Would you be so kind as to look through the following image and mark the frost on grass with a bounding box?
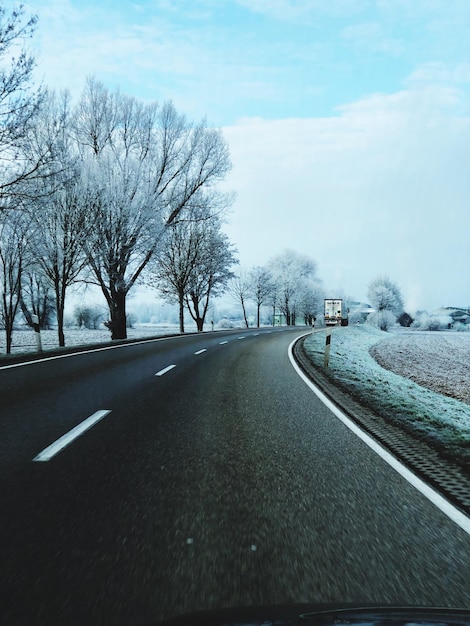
[371,331,470,405]
[303,325,470,464]
[0,326,181,355]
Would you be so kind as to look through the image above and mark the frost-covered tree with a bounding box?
[26,91,88,346]
[0,5,57,206]
[269,250,318,325]
[75,78,232,340]
[248,265,274,328]
[297,279,324,325]
[0,209,29,352]
[19,267,55,329]
[228,271,251,328]
[151,209,208,333]
[185,219,237,331]
[367,275,404,315]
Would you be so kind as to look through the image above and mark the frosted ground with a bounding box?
[303,325,470,467]
[0,324,181,355]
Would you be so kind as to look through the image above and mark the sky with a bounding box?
[25,0,470,311]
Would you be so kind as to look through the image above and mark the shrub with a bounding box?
[412,313,452,331]
[218,318,235,329]
[366,310,396,331]
[74,306,105,329]
[398,312,413,327]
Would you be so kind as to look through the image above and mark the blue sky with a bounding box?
[27,0,470,310]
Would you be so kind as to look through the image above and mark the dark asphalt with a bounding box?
[1,327,470,625]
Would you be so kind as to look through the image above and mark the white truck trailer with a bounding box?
[324,298,349,326]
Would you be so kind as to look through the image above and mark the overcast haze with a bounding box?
[28,0,470,312]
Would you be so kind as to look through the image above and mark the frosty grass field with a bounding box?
[303,325,470,467]
[0,325,181,355]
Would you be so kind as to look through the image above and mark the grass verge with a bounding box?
[303,325,470,469]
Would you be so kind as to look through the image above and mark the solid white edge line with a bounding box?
[0,334,193,371]
[155,364,176,376]
[194,349,207,355]
[33,410,111,462]
[288,334,470,537]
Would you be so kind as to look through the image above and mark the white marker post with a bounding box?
[324,330,331,368]
[31,314,42,353]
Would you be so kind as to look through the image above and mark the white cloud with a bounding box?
[341,21,404,56]
[234,0,368,22]
[222,81,470,310]
[406,62,470,86]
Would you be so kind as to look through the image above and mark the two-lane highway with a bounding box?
[1,327,470,625]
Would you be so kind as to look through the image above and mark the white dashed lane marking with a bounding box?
[33,410,111,462]
[155,364,177,376]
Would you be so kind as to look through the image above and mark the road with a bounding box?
[1,327,470,625]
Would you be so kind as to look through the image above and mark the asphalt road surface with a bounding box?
[1,327,470,625]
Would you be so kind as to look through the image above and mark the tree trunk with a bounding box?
[57,306,65,347]
[3,294,13,354]
[241,297,249,328]
[55,283,66,347]
[257,304,260,328]
[5,324,12,354]
[108,291,127,340]
[178,290,185,333]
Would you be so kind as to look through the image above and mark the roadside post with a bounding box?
[32,314,42,353]
[324,330,331,368]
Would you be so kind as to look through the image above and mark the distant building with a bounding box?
[442,307,470,326]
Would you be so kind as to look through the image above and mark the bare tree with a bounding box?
[185,220,238,331]
[152,218,205,333]
[248,265,274,328]
[296,279,324,325]
[0,5,58,206]
[19,267,55,329]
[75,78,232,340]
[269,250,317,325]
[0,209,29,353]
[228,271,251,328]
[27,91,88,347]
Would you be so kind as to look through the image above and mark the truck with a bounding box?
[324,298,349,326]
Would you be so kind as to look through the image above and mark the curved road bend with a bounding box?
[1,327,470,624]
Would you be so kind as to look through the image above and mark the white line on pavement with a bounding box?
[288,334,470,537]
[194,349,207,355]
[0,335,192,370]
[219,341,228,345]
[155,364,177,376]
[33,410,111,462]
[238,336,245,340]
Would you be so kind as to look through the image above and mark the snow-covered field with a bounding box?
[0,325,182,355]
[303,325,470,465]
[371,331,470,405]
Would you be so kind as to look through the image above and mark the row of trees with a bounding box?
[227,250,324,328]
[0,6,235,352]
